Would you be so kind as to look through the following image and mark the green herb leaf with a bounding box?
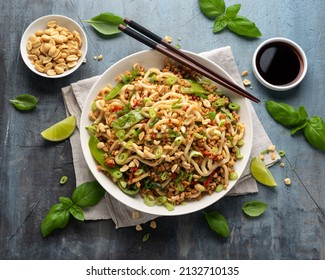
[10,94,38,111]
[84,12,124,36]
[227,16,262,37]
[225,4,241,18]
[199,0,226,19]
[41,203,70,237]
[265,101,306,127]
[213,15,229,33]
[298,106,308,120]
[204,211,230,237]
[72,180,106,207]
[290,120,307,135]
[69,204,85,221]
[242,200,268,217]
[303,116,325,151]
[59,197,73,208]
[199,1,262,38]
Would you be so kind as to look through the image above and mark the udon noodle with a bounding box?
[87,59,245,210]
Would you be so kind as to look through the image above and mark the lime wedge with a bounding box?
[250,157,277,187]
[41,115,76,141]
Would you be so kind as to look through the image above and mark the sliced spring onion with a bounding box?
[221,107,234,121]
[156,196,168,205]
[194,132,203,139]
[219,119,225,127]
[134,169,144,176]
[118,180,127,189]
[148,108,156,119]
[278,150,286,157]
[86,125,97,135]
[164,202,175,211]
[189,150,203,159]
[60,175,68,185]
[116,129,125,140]
[165,75,178,85]
[174,136,184,145]
[234,146,243,159]
[229,171,238,180]
[117,181,139,196]
[143,97,151,104]
[154,146,163,158]
[216,184,224,193]
[116,152,128,165]
[213,98,226,107]
[175,183,185,192]
[160,171,168,181]
[144,195,156,207]
[228,102,240,111]
[125,139,134,148]
[91,101,97,111]
[213,129,222,137]
[237,139,245,147]
[112,170,123,179]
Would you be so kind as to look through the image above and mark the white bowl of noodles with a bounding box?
[80,49,252,216]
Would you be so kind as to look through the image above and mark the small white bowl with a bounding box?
[20,15,87,78]
[252,37,307,91]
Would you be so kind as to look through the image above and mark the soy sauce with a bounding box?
[256,42,303,85]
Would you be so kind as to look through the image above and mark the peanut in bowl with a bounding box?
[20,14,87,78]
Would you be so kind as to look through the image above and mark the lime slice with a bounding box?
[250,157,277,187]
[41,115,76,141]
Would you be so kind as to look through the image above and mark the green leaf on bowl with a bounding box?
[83,12,125,36]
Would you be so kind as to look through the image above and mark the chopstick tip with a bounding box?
[124,18,131,24]
[118,24,126,31]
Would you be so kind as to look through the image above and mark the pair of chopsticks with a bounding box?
[118,18,260,103]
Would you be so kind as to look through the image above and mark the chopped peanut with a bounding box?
[284,178,291,185]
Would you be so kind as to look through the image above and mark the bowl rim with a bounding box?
[20,14,88,78]
[252,37,308,91]
[80,49,253,216]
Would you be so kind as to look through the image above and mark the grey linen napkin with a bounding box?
[62,46,280,228]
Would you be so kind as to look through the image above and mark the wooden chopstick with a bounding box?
[118,21,260,103]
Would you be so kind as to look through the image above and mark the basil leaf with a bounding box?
[72,180,106,207]
[303,116,325,151]
[290,120,307,135]
[265,101,306,127]
[59,197,73,208]
[213,15,229,33]
[225,4,241,18]
[69,204,85,221]
[199,0,226,19]
[10,94,38,111]
[298,106,308,120]
[41,203,70,237]
[84,13,124,36]
[242,200,268,217]
[227,16,262,37]
[204,211,230,237]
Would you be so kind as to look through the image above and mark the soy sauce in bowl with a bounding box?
[252,38,307,91]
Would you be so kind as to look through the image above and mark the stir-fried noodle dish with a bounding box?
[87,59,245,210]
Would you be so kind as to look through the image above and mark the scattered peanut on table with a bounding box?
[26,20,83,76]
